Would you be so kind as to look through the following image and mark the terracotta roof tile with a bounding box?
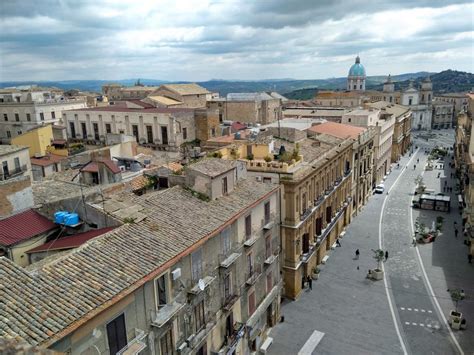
[26,227,116,253]
[0,210,57,247]
[307,121,366,139]
[30,154,66,167]
[0,180,278,347]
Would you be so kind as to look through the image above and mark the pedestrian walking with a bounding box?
[454,221,458,228]
[355,249,360,260]
[417,158,419,163]
[414,164,416,170]
[437,173,441,178]
[412,236,417,246]
[445,180,447,186]
[468,254,472,264]
[307,275,312,290]
[385,251,389,261]
[336,239,341,247]
[455,228,458,238]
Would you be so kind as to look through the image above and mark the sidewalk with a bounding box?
[413,142,474,351]
[268,152,415,355]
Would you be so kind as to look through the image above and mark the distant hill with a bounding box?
[1,70,470,99]
[374,70,474,94]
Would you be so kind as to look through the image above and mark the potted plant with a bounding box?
[312,266,320,280]
[371,249,385,280]
[448,289,464,329]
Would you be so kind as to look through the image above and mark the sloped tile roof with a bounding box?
[307,121,366,139]
[26,227,116,253]
[30,154,66,167]
[0,180,277,347]
[161,83,210,95]
[82,159,121,174]
[0,210,57,247]
[188,158,236,177]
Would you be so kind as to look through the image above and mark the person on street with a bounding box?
[412,237,417,246]
[355,249,360,260]
[468,254,472,264]
[385,251,389,261]
[414,164,416,170]
[437,173,441,178]
[336,239,341,247]
[455,229,458,238]
[417,158,419,163]
[307,275,312,290]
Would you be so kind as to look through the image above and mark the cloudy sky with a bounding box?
[0,0,472,81]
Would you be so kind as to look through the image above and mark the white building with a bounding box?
[0,88,86,141]
[341,108,395,185]
[63,104,197,151]
[401,78,433,131]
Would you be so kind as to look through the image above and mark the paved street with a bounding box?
[269,130,473,355]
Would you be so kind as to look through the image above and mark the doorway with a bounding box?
[161,126,168,145]
[106,314,127,354]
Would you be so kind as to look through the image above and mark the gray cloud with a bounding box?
[0,0,472,81]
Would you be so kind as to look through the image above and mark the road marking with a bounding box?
[414,308,419,312]
[407,308,412,311]
[405,322,410,325]
[421,309,426,312]
[412,322,417,326]
[298,330,325,355]
[427,324,432,328]
[409,157,464,355]
[379,151,419,355]
[428,310,432,313]
[420,323,425,327]
[400,307,405,310]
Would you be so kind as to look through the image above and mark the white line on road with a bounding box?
[420,324,425,327]
[414,308,419,312]
[412,322,418,326]
[407,308,412,311]
[298,330,325,355]
[421,309,426,312]
[379,150,419,355]
[400,307,405,310]
[409,157,464,355]
[405,322,410,325]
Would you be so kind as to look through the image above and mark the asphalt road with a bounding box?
[269,130,472,355]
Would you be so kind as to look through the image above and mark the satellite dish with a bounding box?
[198,279,205,291]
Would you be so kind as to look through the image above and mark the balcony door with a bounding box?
[107,313,127,355]
[161,126,168,145]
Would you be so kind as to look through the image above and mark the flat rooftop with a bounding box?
[0,144,29,157]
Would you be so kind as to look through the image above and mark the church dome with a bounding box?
[348,56,366,77]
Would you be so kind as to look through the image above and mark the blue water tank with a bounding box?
[54,211,68,224]
[64,213,79,226]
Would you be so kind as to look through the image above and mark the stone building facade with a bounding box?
[0,158,281,355]
[0,89,86,142]
[207,92,283,125]
[432,99,454,129]
[0,144,34,217]
[63,106,196,151]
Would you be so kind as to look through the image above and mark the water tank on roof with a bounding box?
[54,211,68,224]
[64,213,79,226]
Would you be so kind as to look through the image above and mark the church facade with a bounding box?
[315,56,433,131]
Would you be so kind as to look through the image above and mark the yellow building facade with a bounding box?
[11,125,54,158]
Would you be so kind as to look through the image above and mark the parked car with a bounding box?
[375,184,385,194]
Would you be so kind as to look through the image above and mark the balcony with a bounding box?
[219,252,241,268]
[325,185,334,195]
[344,168,352,177]
[334,176,343,186]
[0,165,28,181]
[117,329,147,355]
[244,234,259,247]
[300,208,313,221]
[188,276,215,295]
[222,322,246,354]
[264,249,279,265]
[314,195,325,207]
[245,264,262,286]
[222,292,240,312]
[150,301,185,328]
[263,219,275,230]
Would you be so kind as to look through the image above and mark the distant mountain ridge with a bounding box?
[0,70,471,98]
